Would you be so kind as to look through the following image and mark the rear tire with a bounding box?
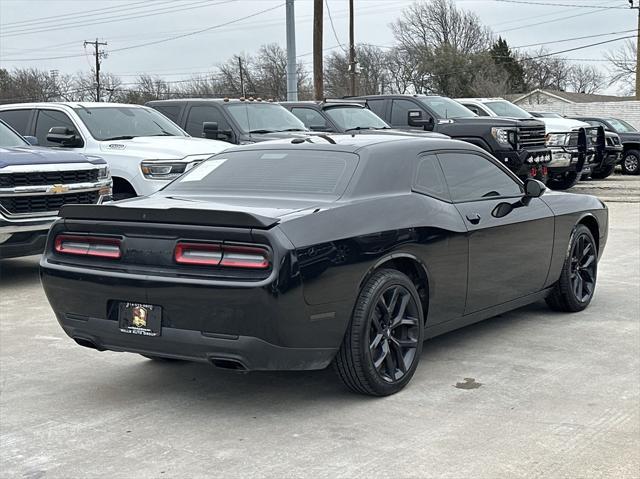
[546,224,598,313]
[334,269,424,396]
[621,149,640,175]
[591,164,615,179]
[546,171,580,190]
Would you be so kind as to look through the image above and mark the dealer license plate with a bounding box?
[118,302,162,337]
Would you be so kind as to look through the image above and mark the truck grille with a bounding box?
[517,125,546,148]
[0,191,99,215]
[0,169,99,188]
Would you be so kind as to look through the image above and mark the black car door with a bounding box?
[436,151,554,314]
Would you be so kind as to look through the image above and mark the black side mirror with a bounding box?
[47,127,81,147]
[524,178,546,198]
[407,110,434,131]
[202,121,219,139]
[23,135,38,146]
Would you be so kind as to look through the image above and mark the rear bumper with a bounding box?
[40,254,347,371]
[58,314,336,371]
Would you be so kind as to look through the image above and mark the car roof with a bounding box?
[228,133,470,154]
[0,102,151,109]
[456,98,506,103]
[147,98,279,105]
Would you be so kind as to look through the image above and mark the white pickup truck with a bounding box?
[0,102,230,199]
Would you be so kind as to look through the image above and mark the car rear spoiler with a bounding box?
[59,204,280,229]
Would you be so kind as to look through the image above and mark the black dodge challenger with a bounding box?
[40,135,608,396]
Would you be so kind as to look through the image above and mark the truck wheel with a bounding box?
[621,150,640,175]
[112,177,137,201]
[546,171,580,190]
[591,164,616,179]
[334,269,424,396]
[546,224,597,313]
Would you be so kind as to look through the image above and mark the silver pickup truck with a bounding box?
[0,120,112,259]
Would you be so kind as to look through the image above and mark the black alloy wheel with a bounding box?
[369,285,421,383]
[622,150,640,175]
[334,269,425,396]
[546,224,598,312]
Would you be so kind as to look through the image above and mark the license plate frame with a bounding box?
[118,302,162,337]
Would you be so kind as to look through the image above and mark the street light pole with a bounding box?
[286,0,298,101]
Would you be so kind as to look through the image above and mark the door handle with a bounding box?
[466,213,481,225]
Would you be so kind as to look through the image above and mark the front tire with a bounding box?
[334,269,424,396]
[621,149,640,175]
[546,224,598,312]
[547,171,580,190]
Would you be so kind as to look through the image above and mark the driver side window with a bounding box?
[437,152,522,202]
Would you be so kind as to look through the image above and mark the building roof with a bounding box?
[508,89,634,104]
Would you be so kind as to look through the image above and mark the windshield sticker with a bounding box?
[181,159,227,181]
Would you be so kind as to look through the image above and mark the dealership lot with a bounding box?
[0,178,638,479]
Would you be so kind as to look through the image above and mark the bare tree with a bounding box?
[0,68,75,103]
[520,49,571,91]
[324,44,391,97]
[567,64,605,94]
[606,39,636,95]
[390,0,496,96]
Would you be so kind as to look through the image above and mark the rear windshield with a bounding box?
[165,149,358,198]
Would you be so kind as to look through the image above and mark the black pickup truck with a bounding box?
[147,98,310,144]
[569,116,637,175]
[352,94,551,182]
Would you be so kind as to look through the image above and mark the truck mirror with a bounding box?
[407,110,434,131]
[47,127,81,147]
[202,122,219,139]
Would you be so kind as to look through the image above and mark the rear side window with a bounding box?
[291,107,328,130]
[413,154,450,200]
[0,109,32,135]
[35,110,78,147]
[437,152,522,202]
[366,99,386,119]
[154,105,181,124]
[167,149,358,198]
[185,105,229,137]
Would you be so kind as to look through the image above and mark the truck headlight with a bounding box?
[141,161,187,180]
[97,165,110,179]
[545,133,570,147]
[491,127,515,146]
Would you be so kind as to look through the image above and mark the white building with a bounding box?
[507,89,640,129]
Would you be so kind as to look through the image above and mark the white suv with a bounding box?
[0,102,230,199]
[456,98,589,133]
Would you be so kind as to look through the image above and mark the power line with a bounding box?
[0,3,284,62]
[0,0,229,38]
[495,7,607,33]
[0,0,159,28]
[325,0,347,53]
[511,29,638,49]
[489,0,627,9]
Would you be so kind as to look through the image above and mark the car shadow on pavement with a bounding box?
[0,255,40,288]
[63,300,553,413]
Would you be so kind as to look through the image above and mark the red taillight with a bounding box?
[174,242,269,269]
[54,234,122,259]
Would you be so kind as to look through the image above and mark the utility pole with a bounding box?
[348,0,357,96]
[238,56,245,97]
[286,0,298,101]
[313,0,323,100]
[84,39,107,102]
[632,0,640,99]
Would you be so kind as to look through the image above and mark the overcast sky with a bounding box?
[0,0,634,93]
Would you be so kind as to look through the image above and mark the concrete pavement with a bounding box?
[0,184,638,478]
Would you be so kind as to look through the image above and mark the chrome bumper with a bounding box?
[0,179,112,240]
